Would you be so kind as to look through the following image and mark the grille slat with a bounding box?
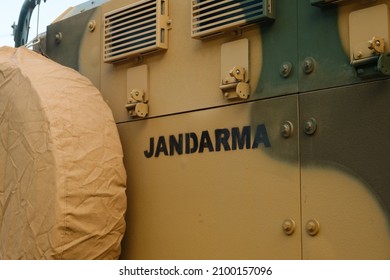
[107,36,157,57]
[192,0,255,18]
[106,32,157,52]
[104,23,157,44]
[104,0,169,63]
[311,0,350,7]
[104,5,156,29]
[193,3,262,24]
[191,0,275,39]
[104,17,157,43]
[192,4,263,32]
[104,0,156,23]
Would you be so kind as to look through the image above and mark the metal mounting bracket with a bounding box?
[349,4,389,77]
[126,65,149,118]
[220,39,250,100]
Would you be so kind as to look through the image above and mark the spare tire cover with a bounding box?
[0,47,127,259]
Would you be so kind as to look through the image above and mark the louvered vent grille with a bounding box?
[311,0,350,7]
[191,0,275,39]
[104,0,169,63]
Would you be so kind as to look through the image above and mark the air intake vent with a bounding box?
[104,0,169,63]
[191,0,275,39]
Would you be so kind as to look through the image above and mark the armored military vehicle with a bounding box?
[7,0,390,259]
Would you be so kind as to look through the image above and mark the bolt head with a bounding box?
[281,121,293,138]
[306,219,320,236]
[55,32,62,44]
[88,20,96,32]
[282,219,296,235]
[279,62,292,78]
[302,57,315,74]
[304,118,317,135]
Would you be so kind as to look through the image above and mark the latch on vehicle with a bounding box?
[220,39,250,100]
[126,65,149,118]
[349,4,390,77]
[220,66,250,100]
[126,89,149,118]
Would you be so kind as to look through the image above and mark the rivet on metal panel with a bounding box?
[279,62,292,78]
[306,219,320,236]
[303,117,317,135]
[88,20,96,32]
[302,57,315,74]
[282,218,296,236]
[280,121,294,138]
[55,32,62,44]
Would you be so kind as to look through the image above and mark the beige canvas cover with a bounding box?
[0,47,127,259]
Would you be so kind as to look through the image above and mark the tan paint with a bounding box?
[72,0,390,260]
[79,0,263,122]
[118,97,301,260]
[79,8,102,90]
[338,0,390,58]
[330,3,390,258]
[302,166,390,259]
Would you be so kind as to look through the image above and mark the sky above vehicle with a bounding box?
[0,0,84,47]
